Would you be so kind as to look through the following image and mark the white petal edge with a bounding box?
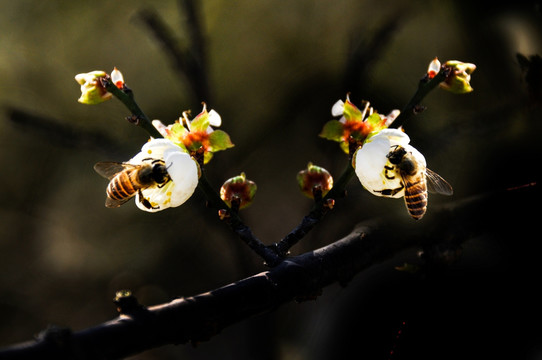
[129,139,180,164]
[164,150,199,205]
[331,100,344,117]
[208,109,222,127]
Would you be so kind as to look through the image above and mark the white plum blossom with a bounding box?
[129,139,200,212]
[353,129,425,198]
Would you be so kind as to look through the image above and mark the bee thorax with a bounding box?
[398,158,417,175]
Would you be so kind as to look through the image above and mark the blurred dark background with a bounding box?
[1,0,541,359]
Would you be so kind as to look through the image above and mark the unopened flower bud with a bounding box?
[111,67,125,89]
[220,173,257,210]
[297,163,334,199]
[441,60,476,94]
[427,57,441,79]
[75,70,112,104]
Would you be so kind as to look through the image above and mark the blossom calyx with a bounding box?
[297,163,333,199]
[220,173,257,210]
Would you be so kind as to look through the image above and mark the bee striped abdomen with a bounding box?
[403,178,428,220]
[107,170,138,202]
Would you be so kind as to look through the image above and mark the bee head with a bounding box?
[149,162,168,184]
[388,146,417,175]
[387,145,407,165]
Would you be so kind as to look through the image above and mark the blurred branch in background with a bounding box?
[517,53,542,106]
[0,183,536,359]
[344,9,406,103]
[6,108,118,156]
[135,0,211,105]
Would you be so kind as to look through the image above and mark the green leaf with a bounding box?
[319,120,344,142]
[365,113,383,127]
[203,152,214,164]
[190,111,210,132]
[342,100,362,121]
[208,130,234,152]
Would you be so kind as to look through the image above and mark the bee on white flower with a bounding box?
[353,129,452,220]
[95,139,200,212]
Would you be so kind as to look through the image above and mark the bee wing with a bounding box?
[425,168,453,196]
[94,161,135,180]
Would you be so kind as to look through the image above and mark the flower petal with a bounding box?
[128,139,199,212]
[208,109,222,127]
[163,150,200,206]
[130,138,180,164]
[130,139,199,212]
[353,129,417,198]
[331,100,345,117]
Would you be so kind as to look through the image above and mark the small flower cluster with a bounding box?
[319,95,399,154]
[77,57,474,218]
[76,68,237,212]
[316,58,474,219]
[152,103,234,164]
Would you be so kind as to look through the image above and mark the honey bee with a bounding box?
[94,159,170,209]
[386,145,453,220]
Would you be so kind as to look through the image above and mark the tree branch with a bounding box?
[388,67,449,130]
[273,163,355,256]
[100,78,163,139]
[1,184,534,359]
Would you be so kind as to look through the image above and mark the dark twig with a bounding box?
[100,78,163,139]
[272,61,446,257]
[196,170,280,266]
[1,185,535,359]
[388,67,450,130]
[273,163,355,256]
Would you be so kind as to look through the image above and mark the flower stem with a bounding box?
[273,162,355,257]
[104,78,277,265]
[271,67,447,257]
[198,171,281,266]
[101,78,163,139]
[388,67,449,130]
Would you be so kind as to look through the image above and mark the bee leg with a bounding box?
[138,190,159,210]
[141,158,166,166]
[155,179,171,189]
[384,165,395,180]
[375,184,404,196]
